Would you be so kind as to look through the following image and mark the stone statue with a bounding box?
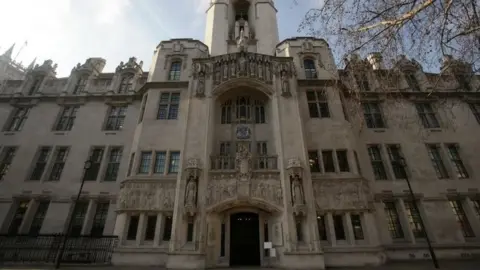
[237,29,248,52]
[291,174,304,206]
[249,60,256,76]
[239,55,247,74]
[235,20,240,40]
[185,175,197,206]
[244,20,250,38]
[281,70,290,95]
[196,74,205,97]
[223,62,229,79]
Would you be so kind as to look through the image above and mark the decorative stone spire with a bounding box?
[1,43,15,59]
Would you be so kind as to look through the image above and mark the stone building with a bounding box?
[1,0,480,269]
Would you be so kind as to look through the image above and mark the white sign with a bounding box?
[263,242,272,249]
[270,248,276,257]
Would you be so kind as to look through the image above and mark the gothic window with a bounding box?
[236,96,250,120]
[28,75,45,95]
[415,103,440,128]
[446,144,469,179]
[84,147,104,181]
[0,147,17,181]
[367,145,387,180]
[307,90,330,118]
[234,0,249,21]
[154,151,167,174]
[322,150,335,173]
[48,147,69,181]
[362,102,385,128]
[426,144,449,179]
[336,150,350,172]
[404,70,421,91]
[8,201,29,235]
[54,106,79,131]
[317,215,327,241]
[386,145,408,179]
[221,97,265,124]
[145,215,157,241]
[168,151,180,173]
[70,201,88,237]
[157,92,180,120]
[308,151,321,173]
[295,216,304,242]
[354,73,370,91]
[104,147,123,181]
[333,215,346,240]
[168,61,182,81]
[118,75,134,93]
[105,106,127,130]
[350,214,364,240]
[138,152,152,174]
[5,107,30,132]
[383,201,404,239]
[73,75,88,94]
[29,201,50,235]
[90,202,109,237]
[304,59,318,79]
[127,215,140,240]
[404,201,425,239]
[449,200,475,238]
[30,147,52,181]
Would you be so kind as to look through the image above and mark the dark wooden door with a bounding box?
[229,212,260,266]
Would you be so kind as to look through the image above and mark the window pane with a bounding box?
[333,215,345,240]
[163,216,173,241]
[154,152,166,174]
[337,150,349,172]
[317,215,327,241]
[322,150,335,172]
[145,215,157,241]
[351,214,364,240]
[138,152,152,174]
[168,152,180,173]
[127,215,139,240]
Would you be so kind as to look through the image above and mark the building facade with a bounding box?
[1,0,480,269]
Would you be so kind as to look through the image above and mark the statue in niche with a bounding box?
[291,174,304,206]
[223,62,229,79]
[265,63,271,81]
[249,60,256,76]
[237,29,248,52]
[281,70,290,95]
[258,64,264,79]
[214,64,221,82]
[196,72,205,97]
[185,175,198,206]
[230,61,236,77]
[239,55,247,74]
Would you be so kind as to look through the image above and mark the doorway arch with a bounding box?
[229,212,261,266]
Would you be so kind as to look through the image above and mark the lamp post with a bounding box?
[395,157,439,269]
[55,160,92,269]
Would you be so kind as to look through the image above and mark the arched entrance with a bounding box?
[229,212,260,266]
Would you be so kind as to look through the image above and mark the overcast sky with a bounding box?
[0,0,319,77]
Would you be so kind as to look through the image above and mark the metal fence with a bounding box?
[0,234,118,265]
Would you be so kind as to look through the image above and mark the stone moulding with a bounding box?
[313,178,371,211]
[117,180,176,212]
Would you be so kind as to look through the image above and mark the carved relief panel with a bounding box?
[313,179,370,211]
[118,181,176,211]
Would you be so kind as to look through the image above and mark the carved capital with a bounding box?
[286,157,303,179]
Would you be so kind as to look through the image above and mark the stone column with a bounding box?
[114,213,128,245]
[344,213,355,245]
[81,200,95,235]
[136,213,146,246]
[364,212,380,246]
[397,199,415,243]
[18,199,37,234]
[348,150,358,175]
[326,213,336,246]
[154,213,164,247]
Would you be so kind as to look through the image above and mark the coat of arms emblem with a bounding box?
[236,125,251,139]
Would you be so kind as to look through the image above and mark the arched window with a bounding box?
[168,61,182,81]
[304,59,317,79]
[73,75,88,94]
[119,75,134,93]
[221,96,266,124]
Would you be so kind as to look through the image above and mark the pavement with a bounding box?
[0,260,479,270]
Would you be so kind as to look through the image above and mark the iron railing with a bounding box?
[0,234,118,265]
[210,155,278,170]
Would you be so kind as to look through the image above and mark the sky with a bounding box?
[0,0,320,77]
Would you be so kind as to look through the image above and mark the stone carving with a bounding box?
[313,179,370,210]
[195,73,205,97]
[280,70,291,97]
[237,29,248,52]
[185,175,197,206]
[236,142,252,180]
[118,182,175,211]
[206,176,284,208]
[184,158,201,216]
[291,174,304,206]
[236,125,251,139]
[191,52,291,86]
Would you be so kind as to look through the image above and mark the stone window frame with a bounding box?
[303,57,318,79]
[3,106,31,132]
[385,144,409,180]
[444,143,470,179]
[156,92,180,120]
[102,146,124,182]
[72,73,89,94]
[362,101,387,129]
[316,211,368,246]
[103,104,128,131]
[46,146,70,182]
[168,60,183,81]
[306,89,330,119]
[117,72,135,94]
[310,149,356,175]
[1,197,54,235]
[425,143,450,179]
[26,145,54,182]
[52,105,80,132]
[0,146,17,181]
[134,149,181,177]
[414,102,441,129]
[448,199,475,238]
[220,96,267,124]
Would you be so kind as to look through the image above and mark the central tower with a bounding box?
[204,0,279,56]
